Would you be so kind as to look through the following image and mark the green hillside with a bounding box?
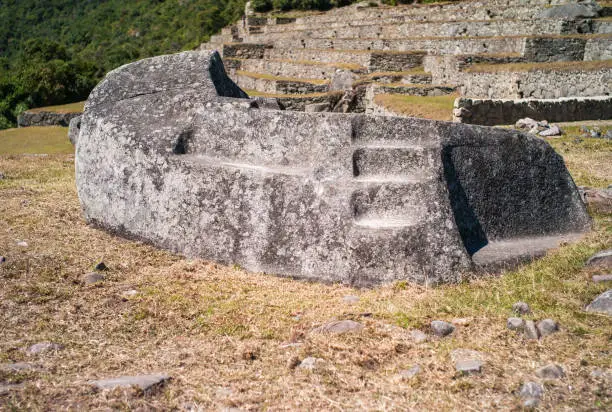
[0,0,247,129]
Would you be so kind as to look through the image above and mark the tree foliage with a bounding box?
[0,0,248,128]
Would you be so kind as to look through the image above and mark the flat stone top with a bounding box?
[85,51,246,111]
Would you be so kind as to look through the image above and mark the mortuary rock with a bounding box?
[74,51,591,286]
[585,289,612,316]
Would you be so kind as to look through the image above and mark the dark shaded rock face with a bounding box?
[73,51,591,286]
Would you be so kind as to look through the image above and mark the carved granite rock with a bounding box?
[72,51,591,286]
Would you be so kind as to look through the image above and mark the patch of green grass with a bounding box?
[0,127,73,155]
[28,102,85,114]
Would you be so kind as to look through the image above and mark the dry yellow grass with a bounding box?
[27,102,85,114]
[374,93,458,121]
[0,127,73,155]
[0,126,610,410]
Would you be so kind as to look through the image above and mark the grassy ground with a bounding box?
[0,127,73,155]
[0,126,610,410]
[374,93,457,121]
[27,102,85,114]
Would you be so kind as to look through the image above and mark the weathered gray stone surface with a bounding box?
[398,365,421,379]
[90,373,170,391]
[586,250,612,269]
[520,381,544,407]
[83,272,105,285]
[68,116,81,145]
[409,329,427,343]
[592,274,612,283]
[74,51,591,286]
[507,317,524,330]
[431,321,455,337]
[538,1,601,19]
[512,301,531,315]
[536,319,559,337]
[26,342,63,354]
[524,320,539,340]
[536,364,565,379]
[312,320,364,334]
[585,289,612,315]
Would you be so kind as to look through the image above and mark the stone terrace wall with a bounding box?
[585,36,612,60]
[17,111,82,127]
[453,96,612,125]
[460,68,611,99]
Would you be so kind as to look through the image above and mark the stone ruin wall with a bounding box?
[453,96,612,126]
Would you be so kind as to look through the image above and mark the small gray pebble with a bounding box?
[430,320,455,337]
[83,272,105,285]
[536,364,565,379]
[455,359,482,374]
[524,320,539,340]
[536,319,559,337]
[409,329,427,343]
[512,301,531,315]
[398,364,421,379]
[507,317,524,330]
[520,381,544,406]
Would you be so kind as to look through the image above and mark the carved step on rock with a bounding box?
[352,144,437,177]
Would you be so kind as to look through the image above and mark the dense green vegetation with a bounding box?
[0,0,247,129]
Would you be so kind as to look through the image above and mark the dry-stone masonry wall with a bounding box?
[453,96,612,126]
[72,51,591,286]
[17,111,81,127]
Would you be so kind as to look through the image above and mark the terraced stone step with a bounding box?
[356,69,431,84]
[245,90,343,111]
[291,0,571,26]
[246,19,601,43]
[226,58,366,80]
[233,71,329,94]
[270,36,526,55]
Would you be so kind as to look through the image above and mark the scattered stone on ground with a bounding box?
[398,365,421,380]
[524,320,539,340]
[312,319,364,334]
[94,261,108,271]
[0,172,4,180]
[0,384,24,395]
[512,301,531,315]
[16,241,28,247]
[578,187,612,213]
[26,342,64,355]
[298,357,324,370]
[121,289,138,299]
[515,118,538,130]
[451,317,471,326]
[520,381,544,408]
[539,125,562,137]
[409,329,428,343]
[342,295,359,304]
[590,369,612,382]
[586,249,612,269]
[0,362,39,372]
[430,320,455,337]
[83,272,105,285]
[0,256,5,264]
[536,319,559,337]
[585,289,612,316]
[535,364,565,379]
[592,274,612,283]
[89,374,170,391]
[507,317,524,330]
[455,359,483,375]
